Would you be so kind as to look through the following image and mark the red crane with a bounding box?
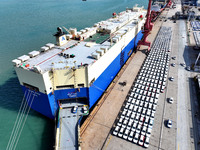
[137,0,172,51]
[137,0,153,51]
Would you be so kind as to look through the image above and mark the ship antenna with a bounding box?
[62,26,71,34]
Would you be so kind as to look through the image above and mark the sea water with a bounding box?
[0,0,148,149]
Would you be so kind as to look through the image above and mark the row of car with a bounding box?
[113,126,151,148]
[72,105,88,114]
[112,27,172,148]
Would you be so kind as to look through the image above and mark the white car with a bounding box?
[150,112,155,119]
[135,114,140,122]
[144,102,148,109]
[140,116,145,124]
[123,129,129,140]
[127,97,133,103]
[128,131,134,141]
[168,97,174,104]
[133,132,139,144]
[152,104,157,111]
[144,117,149,126]
[127,121,133,130]
[123,119,128,126]
[83,106,87,114]
[113,126,120,136]
[72,106,78,113]
[141,125,147,135]
[133,106,138,113]
[146,110,151,117]
[117,118,123,126]
[186,66,191,71]
[154,99,158,104]
[167,119,172,128]
[136,123,142,134]
[135,100,140,106]
[138,135,145,146]
[149,119,154,128]
[169,76,174,81]
[118,127,125,137]
[142,108,147,116]
[146,127,152,137]
[144,137,150,148]
[148,103,152,110]
[130,112,136,119]
[150,98,154,104]
[122,109,127,115]
[129,104,134,110]
[131,122,137,132]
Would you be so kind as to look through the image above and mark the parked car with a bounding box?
[171,63,175,67]
[169,76,174,81]
[123,129,129,140]
[168,97,174,104]
[166,119,172,128]
[127,120,133,130]
[150,112,155,119]
[141,125,147,135]
[180,63,185,67]
[82,105,88,114]
[144,117,149,126]
[118,127,125,137]
[128,131,134,141]
[72,106,78,113]
[113,126,120,136]
[146,127,152,137]
[131,122,137,132]
[144,137,150,148]
[136,123,142,134]
[138,135,145,146]
[133,132,139,144]
[149,118,154,129]
[172,56,176,60]
[186,66,191,71]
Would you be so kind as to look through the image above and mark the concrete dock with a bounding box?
[80,0,200,149]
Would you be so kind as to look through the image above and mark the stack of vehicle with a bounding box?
[112,27,172,148]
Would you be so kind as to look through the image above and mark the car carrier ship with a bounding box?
[12,5,146,150]
[12,5,146,119]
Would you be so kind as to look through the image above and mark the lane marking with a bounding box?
[104,135,112,150]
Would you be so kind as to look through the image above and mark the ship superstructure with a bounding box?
[12,6,146,119]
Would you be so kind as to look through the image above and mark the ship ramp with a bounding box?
[55,101,88,150]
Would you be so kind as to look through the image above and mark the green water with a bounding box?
[0,0,148,149]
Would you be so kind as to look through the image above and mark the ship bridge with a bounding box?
[55,100,88,150]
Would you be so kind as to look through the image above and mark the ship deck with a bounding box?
[14,9,146,73]
[80,0,200,150]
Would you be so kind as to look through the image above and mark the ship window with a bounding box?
[78,84,84,88]
[23,83,39,92]
[56,84,74,89]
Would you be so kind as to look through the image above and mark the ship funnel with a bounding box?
[54,27,67,46]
